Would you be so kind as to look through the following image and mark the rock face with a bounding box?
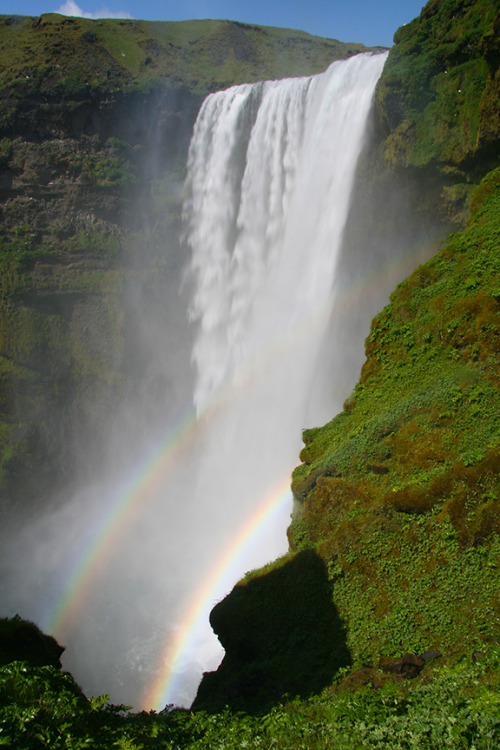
[0,14,373,510]
[375,0,499,224]
[0,615,64,668]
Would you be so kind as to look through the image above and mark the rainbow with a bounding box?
[44,403,216,639]
[142,475,292,711]
[42,235,436,707]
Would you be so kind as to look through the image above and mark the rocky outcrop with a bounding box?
[374,0,499,224]
[0,615,64,668]
[193,551,351,713]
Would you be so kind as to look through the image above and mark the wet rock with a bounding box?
[420,649,442,663]
[379,653,425,678]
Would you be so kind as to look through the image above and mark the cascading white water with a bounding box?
[166,51,389,705]
[0,51,388,712]
[185,52,387,418]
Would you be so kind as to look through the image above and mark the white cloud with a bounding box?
[56,0,132,19]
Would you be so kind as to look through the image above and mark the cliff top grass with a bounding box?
[0,13,379,98]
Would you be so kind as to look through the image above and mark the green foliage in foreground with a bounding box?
[1,655,500,749]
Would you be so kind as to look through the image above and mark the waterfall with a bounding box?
[185,52,388,418]
[167,51,388,705]
[0,51,388,712]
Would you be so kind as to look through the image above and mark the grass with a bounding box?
[0,13,377,100]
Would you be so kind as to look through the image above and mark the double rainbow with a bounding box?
[43,238,434,710]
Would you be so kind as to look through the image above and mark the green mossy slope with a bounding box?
[378,0,498,167]
[289,167,500,666]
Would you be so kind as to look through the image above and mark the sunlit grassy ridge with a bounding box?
[0,13,375,98]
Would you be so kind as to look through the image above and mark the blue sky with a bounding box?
[2,1,426,48]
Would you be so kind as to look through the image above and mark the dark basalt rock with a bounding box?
[379,653,425,679]
[0,615,64,668]
[192,550,351,713]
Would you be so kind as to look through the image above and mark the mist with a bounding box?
[0,49,442,711]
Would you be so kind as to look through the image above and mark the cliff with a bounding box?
[374,0,499,226]
[0,14,374,510]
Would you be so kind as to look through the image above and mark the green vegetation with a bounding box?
[378,0,498,167]
[1,651,500,748]
[0,13,376,100]
[375,0,499,222]
[288,166,499,670]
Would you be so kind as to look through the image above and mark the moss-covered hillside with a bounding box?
[291,166,500,652]
[375,0,499,224]
[378,0,498,170]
